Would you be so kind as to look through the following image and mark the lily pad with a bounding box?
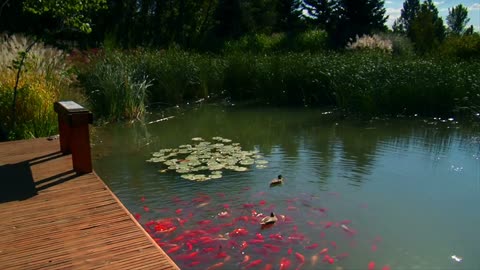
[149,136,268,181]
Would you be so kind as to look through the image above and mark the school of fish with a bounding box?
[135,190,392,270]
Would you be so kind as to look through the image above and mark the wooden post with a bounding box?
[54,101,93,174]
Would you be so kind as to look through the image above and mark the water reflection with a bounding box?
[92,105,479,190]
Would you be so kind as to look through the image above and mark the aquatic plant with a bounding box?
[147,137,268,181]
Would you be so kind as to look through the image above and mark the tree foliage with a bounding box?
[399,0,420,37]
[446,4,470,36]
[23,0,107,33]
[410,0,445,53]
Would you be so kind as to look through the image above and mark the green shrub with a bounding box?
[438,34,480,60]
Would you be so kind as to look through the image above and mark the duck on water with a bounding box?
[270,175,283,186]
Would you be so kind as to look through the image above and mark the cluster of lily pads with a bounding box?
[147,137,269,181]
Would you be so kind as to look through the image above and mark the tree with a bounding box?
[303,0,336,30]
[399,0,420,37]
[446,4,470,35]
[276,0,303,32]
[23,0,107,33]
[333,0,388,47]
[410,0,445,53]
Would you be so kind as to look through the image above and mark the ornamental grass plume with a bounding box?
[346,34,393,53]
[0,33,76,139]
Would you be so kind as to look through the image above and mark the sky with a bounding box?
[385,0,480,30]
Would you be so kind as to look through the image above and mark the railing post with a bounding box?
[54,101,93,174]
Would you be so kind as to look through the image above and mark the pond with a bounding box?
[92,105,480,270]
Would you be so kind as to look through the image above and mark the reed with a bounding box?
[77,49,480,119]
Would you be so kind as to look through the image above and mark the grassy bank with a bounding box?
[77,49,480,120]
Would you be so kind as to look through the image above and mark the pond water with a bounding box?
[92,105,480,270]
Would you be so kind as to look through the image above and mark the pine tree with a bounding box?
[333,0,388,47]
[276,0,303,32]
[446,4,470,35]
[400,0,420,37]
[303,0,336,30]
[410,0,446,53]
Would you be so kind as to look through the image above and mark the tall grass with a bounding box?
[77,49,480,119]
[0,34,84,140]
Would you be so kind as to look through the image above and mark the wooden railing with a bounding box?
[54,101,93,174]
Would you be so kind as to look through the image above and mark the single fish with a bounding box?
[186,241,193,250]
[255,233,264,240]
[295,252,305,263]
[243,203,256,208]
[188,261,201,267]
[371,244,378,252]
[140,196,145,202]
[263,264,273,270]
[269,233,283,240]
[241,255,251,264]
[381,265,391,270]
[324,222,333,229]
[319,248,329,255]
[279,257,291,270]
[311,255,319,266]
[249,239,265,244]
[229,228,249,237]
[247,259,263,268]
[167,245,180,253]
[143,206,150,212]
[368,261,376,270]
[306,243,318,250]
[175,208,183,215]
[330,241,337,249]
[134,213,141,221]
[259,200,267,205]
[264,243,281,252]
[207,262,224,270]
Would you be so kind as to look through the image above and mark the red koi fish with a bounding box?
[295,252,305,263]
[287,206,298,211]
[255,233,264,240]
[175,208,182,215]
[371,244,378,252]
[218,211,230,218]
[186,241,193,251]
[198,219,212,225]
[288,247,293,255]
[241,255,251,264]
[216,251,228,259]
[141,196,145,202]
[324,221,333,229]
[249,239,265,244]
[236,216,250,222]
[259,200,266,205]
[269,233,283,240]
[188,261,200,267]
[143,206,150,212]
[134,213,141,221]
[223,204,230,209]
[207,227,222,234]
[264,244,281,252]
[319,248,329,255]
[323,255,335,264]
[330,241,337,249]
[368,261,376,270]
[263,264,273,270]
[240,241,249,251]
[381,265,391,270]
[307,221,315,226]
[230,228,249,237]
[340,219,352,225]
[207,262,224,270]
[319,231,326,238]
[167,245,181,253]
[335,253,349,260]
[202,247,215,253]
[305,243,318,250]
[243,203,255,208]
[247,259,263,268]
[280,257,291,270]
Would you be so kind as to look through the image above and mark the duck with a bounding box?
[260,212,278,225]
[270,175,283,186]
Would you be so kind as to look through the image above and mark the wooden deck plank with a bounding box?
[0,138,179,270]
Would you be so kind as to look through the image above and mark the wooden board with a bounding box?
[0,138,179,270]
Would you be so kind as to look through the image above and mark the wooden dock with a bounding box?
[0,138,180,269]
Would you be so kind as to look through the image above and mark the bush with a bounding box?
[438,34,480,60]
[0,34,82,140]
[346,34,393,53]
